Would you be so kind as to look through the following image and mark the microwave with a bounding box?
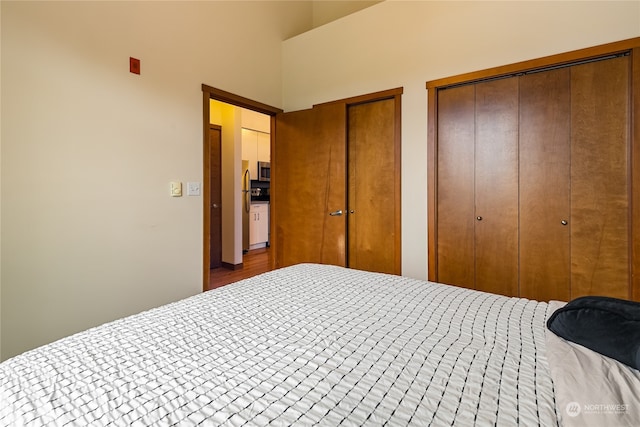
[258,161,270,182]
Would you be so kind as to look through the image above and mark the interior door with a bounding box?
[209,125,222,269]
[347,98,399,274]
[273,103,347,268]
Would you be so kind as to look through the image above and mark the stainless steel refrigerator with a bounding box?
[242,160,250,253]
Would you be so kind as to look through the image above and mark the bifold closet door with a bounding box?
[570,56,630,299]
[430,40,638,301]
[519,69,571,302]
[347,98,399,275]
[436,85,476,289]
[273,103,347,269]
[474,78,519,296]
[436,78,519,295]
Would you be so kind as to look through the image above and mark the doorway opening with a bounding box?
[201,85,282,291]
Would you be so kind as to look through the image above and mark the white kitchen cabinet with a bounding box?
[249,203,269,248]
[257,131,270,162]
[242,128,270,179]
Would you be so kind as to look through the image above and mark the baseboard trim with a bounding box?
[221,261,243,271]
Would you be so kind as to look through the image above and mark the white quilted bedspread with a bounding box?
[0,264,559,426]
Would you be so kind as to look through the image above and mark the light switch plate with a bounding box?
[170,181,182,197]
[187,182,201,196]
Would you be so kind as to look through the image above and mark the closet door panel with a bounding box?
[571,56,630,299]
[348,98,399,274]
[273,103,347,269]
[474,78,519,296]
[436,85,476,289]
[519,69,571,301]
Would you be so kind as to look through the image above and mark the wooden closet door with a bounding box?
[519,69,571,301]
[571,56,630,299]
[273,103,347,268]
[436,85,476,289]
[347,97,400,275]
[474,78,519,296]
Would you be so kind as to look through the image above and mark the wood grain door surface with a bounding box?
[348,98,399,274]
[273,103,347,268]
[519,68,572,301]
[428,39,640,301]
[474,78,519,297]
[436,85,476,289]
[436,80,519,296]
[570,56,630,299]
[209,126,222,269]
[433,53,631,300]
[273,91,401,274]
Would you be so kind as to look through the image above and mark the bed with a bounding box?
[0,263,637,426]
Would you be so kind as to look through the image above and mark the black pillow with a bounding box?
[547,296,640,370]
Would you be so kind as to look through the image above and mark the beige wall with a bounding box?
[282,0,640,280]
[311,1,382,28]
[0,1,311,361]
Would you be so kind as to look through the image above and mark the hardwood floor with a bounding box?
[207,248,271,291]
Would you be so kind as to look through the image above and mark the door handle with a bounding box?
[329,210,344,216]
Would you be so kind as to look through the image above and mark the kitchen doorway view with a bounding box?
[202,85,281,291]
